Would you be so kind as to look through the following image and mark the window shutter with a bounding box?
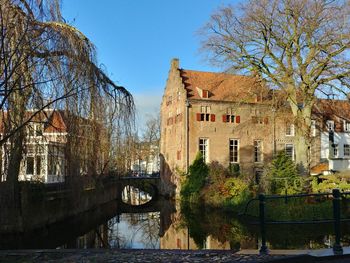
[222,115,227,122]
[264,117,269,125]
[196,113,201,121]
[210,114,215,122]
[236,115,241,123]
[177,150,181,160]
[202,90,208,98]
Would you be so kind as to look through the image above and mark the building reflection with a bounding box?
[160,205,231,250]
[160,225,231,250]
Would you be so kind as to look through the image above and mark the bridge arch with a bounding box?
[115,176,161,210]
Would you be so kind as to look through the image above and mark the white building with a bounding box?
[316,100,350,172]
[12,110,67,183]
[131,144,160,175]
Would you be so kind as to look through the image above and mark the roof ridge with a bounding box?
[180,68,253,78]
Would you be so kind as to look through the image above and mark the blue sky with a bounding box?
[62,0,235,130]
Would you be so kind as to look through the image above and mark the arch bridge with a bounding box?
[115,175,161,213]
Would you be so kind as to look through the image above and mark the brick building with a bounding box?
[160,58,349,196]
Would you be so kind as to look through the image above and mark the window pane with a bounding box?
[229,139,239,163]
[26,157,34,175]
[327,120,334,131]
[254,140,262,162]
[36,124,43,136]
[285,144,294,160]
[333,144,338,157]
[36,156,41,175]
[199,138,208,162]
[286,124,294,136]
[344,144,350,157]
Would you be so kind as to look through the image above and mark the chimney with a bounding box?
[171,58,179,70]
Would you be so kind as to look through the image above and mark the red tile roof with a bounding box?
[44,111,67,133]
[180,69,270,103]
[314,99,350,118]
[313,99,350,132]
[310,162,329,175]
[0,110,67,133]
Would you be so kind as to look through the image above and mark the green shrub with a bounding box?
[208,161,229,184]
[311,173,350,193]
[265,152,302,195]
[180,152,209,202]
[225,177,252,208]
[228,163,240,176]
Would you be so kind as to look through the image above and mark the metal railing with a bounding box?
[241,189,350,255]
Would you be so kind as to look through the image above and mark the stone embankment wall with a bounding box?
[0,177,120,233]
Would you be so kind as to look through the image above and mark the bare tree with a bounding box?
[200,0,350,173]
[0,0,134,189]
[141,113,160,174]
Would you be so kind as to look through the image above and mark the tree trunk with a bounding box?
[292,103,312,175]
[295,127,310,175]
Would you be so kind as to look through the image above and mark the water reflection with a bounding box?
[2,188,350,251]
[62,200,350,251]
[65,213,160,249]
[122,185,152,206]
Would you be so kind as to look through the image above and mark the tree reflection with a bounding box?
[124,213,160,249]
[178,201,350,250]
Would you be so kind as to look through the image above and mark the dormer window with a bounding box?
[196,87,210,99]
[202,89,209,98]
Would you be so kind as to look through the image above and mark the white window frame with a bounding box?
[333,144,339,158]
[344,120,350,132]
[327,120,335,131]
[229,139,239,163]
[200,106,210,122]
[344,144,350,157]
[311,120,316,137]
[254,140,263,163]
[285,144,294,160]
[286,123,295,136]
[199,138,209,163]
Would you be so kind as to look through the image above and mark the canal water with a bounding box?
[1,187,350,251]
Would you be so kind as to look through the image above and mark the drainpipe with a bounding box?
[272,90,276,157]
[185,99,190,173]
[272,107,276,156]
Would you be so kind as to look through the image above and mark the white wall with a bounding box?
[321,132,350,171]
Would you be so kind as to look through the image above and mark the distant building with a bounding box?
[131,143,160,175]
[160,58,350,195]
[314,100,350,172]
[0,109,108,183]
